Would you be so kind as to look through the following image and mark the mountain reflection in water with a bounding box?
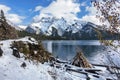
[42,40,105,61]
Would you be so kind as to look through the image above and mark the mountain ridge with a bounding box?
[25,17,119,40]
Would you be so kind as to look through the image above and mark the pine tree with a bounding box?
[0,10,6,22]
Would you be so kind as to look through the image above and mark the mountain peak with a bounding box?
[26,17,92,35]
[26,17,111,39]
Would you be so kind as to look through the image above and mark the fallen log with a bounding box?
[56,59,69,64]
[66,68,100,79]
[85,69,101,74]
[92,64,120,69]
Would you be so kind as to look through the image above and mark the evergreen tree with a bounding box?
[0,10,6,22]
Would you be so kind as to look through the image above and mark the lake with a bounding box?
[42,40,106,61]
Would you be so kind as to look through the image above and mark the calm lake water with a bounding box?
[42,40,105,61]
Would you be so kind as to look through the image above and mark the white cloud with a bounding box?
[81,2,87,6]
[0,4,25,24]
[80,5,102,25]
[85,6,97,15]
[81,15,102,25]
[0,4,11,13]
[7,14,25,24]
[33,0,80,22]
[81,0,120,25]
[34,6,43,12]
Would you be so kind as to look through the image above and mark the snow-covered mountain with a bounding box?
[18,25,27,30]
[26,17,88,36]
[25,17,119,40]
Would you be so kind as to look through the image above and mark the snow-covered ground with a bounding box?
[92,40,120,66]
[0,37,119,80]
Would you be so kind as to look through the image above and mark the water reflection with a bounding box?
[42,40,105,61]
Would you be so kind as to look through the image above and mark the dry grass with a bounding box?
[11,41,55,63]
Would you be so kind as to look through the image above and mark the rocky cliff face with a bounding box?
[0,10,18,40]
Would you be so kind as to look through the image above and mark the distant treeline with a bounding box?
[18,30,120,40]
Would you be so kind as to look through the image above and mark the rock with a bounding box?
[28,37,34,42]
[0,47,3,57]
[49,56,55,62]
[12,48,20,58]
[21,62,26,68]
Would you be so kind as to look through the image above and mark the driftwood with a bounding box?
[56,59,69,64]
[92,63,120,75]
[0,47,3,57]
[66,68,100,79]
[92,64,120,69]
[72,51,92,68]
[85,69,101,74]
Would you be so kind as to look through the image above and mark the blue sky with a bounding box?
[0,0,53,24]
[0,0,100,26]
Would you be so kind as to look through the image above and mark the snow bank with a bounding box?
[0,37,85,80]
